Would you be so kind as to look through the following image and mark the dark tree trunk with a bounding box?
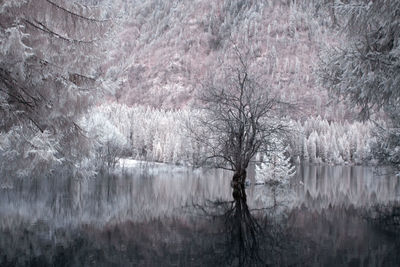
[231,169,247,203]
[229,169,262,265]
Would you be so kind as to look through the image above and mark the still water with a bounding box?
[0,164,399,266]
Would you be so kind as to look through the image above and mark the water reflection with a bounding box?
[0,165,400,266]
[0,167,232,227]
[294,165,400,209]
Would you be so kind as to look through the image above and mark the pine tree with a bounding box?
[0,0,115,177]
[255,139,296,185]
[302,137,309,162]
[318,0,400,173]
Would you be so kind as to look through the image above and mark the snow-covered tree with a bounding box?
[286,116,376,165]
[318,0,400,173]
[255,138,296,185]
[307,131,318,163]
[80,111,128,170]
[0,0,128,176]
[302,137,309,162]
[0,0,119,177]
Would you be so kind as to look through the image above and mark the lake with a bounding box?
[0,164,399,266]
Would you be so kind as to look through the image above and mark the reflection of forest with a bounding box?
[294,165,400,209]
[0,165,400,266]
[0,167,232,227]
[1,201,399,266]
[1,165,399,226]
[289,206,400,266]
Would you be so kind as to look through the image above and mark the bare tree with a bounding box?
[191,44,290,205]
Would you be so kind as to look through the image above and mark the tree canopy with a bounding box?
[318,0,400,173]
[192,44,289,178]
[318,0,400,120]
[0,0,114,177]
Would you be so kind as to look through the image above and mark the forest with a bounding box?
[1,0,398,179]
[1,0,400,266]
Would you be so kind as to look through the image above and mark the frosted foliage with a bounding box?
[318,0,400,173]
[0,0,389,179]
[288,116,375,165]
[371,124,400,176]
[0,26,32,79]
[0,0,27,13]
[105,0,343,120]
[255,138,295,184]
[87,103,203,165]
[0,127,61,178]
[319,0,400,119]
[0,0,115,178]
[87,104,379,168]
[82,112,127,146]
[80,111,128,168]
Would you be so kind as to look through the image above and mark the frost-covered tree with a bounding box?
[80,111,128,169]
[302,137,309,162]
[307,131,318,163]
[318,0,400,173]
[87,103,205,166]
[0,0,114,178]
[287,116,374,165]
[255,138,295,185]
[319,0,400,120]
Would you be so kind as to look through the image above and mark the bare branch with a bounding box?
[23,19,98,44]
[45,0,109,23]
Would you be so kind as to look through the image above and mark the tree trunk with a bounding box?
[231,169,247,203]
[230,169,262,265]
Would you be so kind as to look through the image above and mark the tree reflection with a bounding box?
[192,181,296,266]
[228,176,264,265]
[364,201,400,234]
[1,166,400,266]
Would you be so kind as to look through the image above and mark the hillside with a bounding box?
[107,0,350,120]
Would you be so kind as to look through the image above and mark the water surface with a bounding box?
[1,165,399,266]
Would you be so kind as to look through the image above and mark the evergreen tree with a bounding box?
[255,138,295,185]
[0,0,115,177]
[318,0,400,173]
